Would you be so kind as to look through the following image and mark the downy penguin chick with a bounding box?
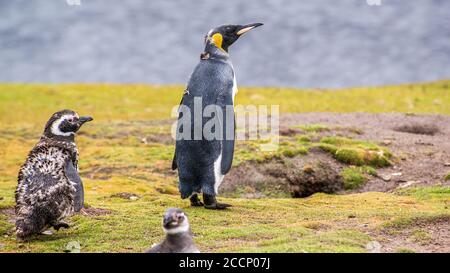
[15,109,93,240]
[146,208,200,253]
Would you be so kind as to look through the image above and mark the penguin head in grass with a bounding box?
[162,208,190,235]
[43,110,93,141]
[205,23,263,53]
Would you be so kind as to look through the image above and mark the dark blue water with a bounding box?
[0,0,449,88]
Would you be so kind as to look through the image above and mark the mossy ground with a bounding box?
[341,167,367,190]
[318,136,392,167]
[0,81,449,253]
[444,173,450,181]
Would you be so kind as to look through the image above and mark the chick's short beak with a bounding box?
[236,23,263,36]
[164,212,176,223]
[78,116,93,124]
[163,212,185,227]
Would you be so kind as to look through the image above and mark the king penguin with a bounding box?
[15,109,93,240]
[172,23,263,209]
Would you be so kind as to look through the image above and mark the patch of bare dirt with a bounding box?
[279,127,303,137]
[80,167,116,180]
[221,149,345,198]
[282,113,450,191]
[141,133,174,145]
[0,207,15,223]
[110,192,141,200]
[222,113,450,197]
[80,207,112,216]
[394,123,440,136]
[288,158,343,197]
[376,216,450,253]
[80,166,134,180]
[220,158,289,198]
[116,119,174,127]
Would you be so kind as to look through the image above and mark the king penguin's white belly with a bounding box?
[213,153,225,194]
[232,74,238,104]
[213,69,237,194]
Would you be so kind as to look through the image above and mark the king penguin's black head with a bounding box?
[205,23,263,53]
[43,109,93,140]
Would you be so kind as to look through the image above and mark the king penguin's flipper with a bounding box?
[221,117,235,174]
[172,154,177,170]
[215,85,235,175]
[172,94,189,171]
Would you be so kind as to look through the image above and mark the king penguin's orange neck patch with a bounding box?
[211,33,224,50]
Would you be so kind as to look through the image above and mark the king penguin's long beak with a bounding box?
[236,23,263,36]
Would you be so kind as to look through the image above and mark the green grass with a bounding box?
[0,81,449,253]
[341,167,367,190]
[382,213,450,230]
[298,124,330,133]
[318,136,392,167]
[1,189,448,253]
[395,186,450,202]
[340,166,377,190]
[396,248,416,253]
[1,80,449,127]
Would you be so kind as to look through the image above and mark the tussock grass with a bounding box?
[318,136,392,167]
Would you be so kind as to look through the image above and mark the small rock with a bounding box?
[41,230,53,235]
[415,141,433,146]
[381,175,391,182]
[280,128,302,137]
[64,241,81,253]
[391,172,402,177]
[444,163,450,167]
[366,241,382,253]
[382,140,392,146]
[303,165,314,174]
[398,181,420,189]
[111,192,141,200]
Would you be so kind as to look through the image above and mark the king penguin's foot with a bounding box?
[189,194,204,207]
[52,222,70,231]
[203,193,232,210]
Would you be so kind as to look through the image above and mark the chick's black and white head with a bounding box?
[205,23,263,52]
[43,109,93,140]
[162,208,190,235]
